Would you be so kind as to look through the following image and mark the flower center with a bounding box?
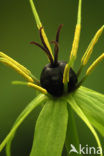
[40,61,78,97]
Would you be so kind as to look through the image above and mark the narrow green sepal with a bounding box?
[65,105,80,156]
[74,86,104,136]
[30,99,68,156]
[66,90,103,156]
[0,94,47,155]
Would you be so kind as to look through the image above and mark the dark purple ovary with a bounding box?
[40,61,78,97]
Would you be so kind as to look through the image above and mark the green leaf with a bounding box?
[73,86,104,136]
[0,94,47,155]
[65,105,80,156]
[66,94,102,156]
[30,99,68,156]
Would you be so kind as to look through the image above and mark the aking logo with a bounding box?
[69,144,102,155]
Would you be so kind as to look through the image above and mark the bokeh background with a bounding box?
[0,0,104,156]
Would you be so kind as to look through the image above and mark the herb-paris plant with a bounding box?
[0,0,104,156]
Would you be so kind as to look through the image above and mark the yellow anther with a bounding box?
[28,82,47,94]
[67,0,82,86]
[29,0,54,62]
[86,53,104,75]
[63,64,69,84]
[81,25,104,65]
[70,24,81,60]
[0,52,31,75]
[12,81,47,94]
[0,58,34,83]
[41,29,54,60]
[69,0,82,66]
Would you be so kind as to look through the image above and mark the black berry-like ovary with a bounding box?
[40,61,77,97]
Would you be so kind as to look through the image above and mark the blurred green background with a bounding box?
[0,0,104,156]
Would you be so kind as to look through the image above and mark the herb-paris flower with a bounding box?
[0,0,104,156]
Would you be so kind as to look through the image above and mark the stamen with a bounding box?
[40,27,49,50]
[29,0,54,61]
[0,57,34,83]
[63,0,82,85]
[0,52,40,83]
[0,52,39,84]
[29,0,54,60]
[78,53,104,87]
[63,64,69,84]
[69,24,81,62]
[63,64,69,92]
[86,53,104,75]
[12,81,47,94]
[81,25,104,66]
[40,28,54,61]
[51,41,59,65]
[56,24,63,43]
[28,82,48,94]
[0,52,30,75]
[39,27,54,64]
[68,0,82,67]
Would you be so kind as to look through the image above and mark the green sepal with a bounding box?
[74,86,104,136]
[66,88,103,156]
[30,99,68,156]
[65,105,80,156]
[0,94,47,155]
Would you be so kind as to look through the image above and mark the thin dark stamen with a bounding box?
[51,41,59,65]
[30,41,53,64]
[56,24,63,43]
